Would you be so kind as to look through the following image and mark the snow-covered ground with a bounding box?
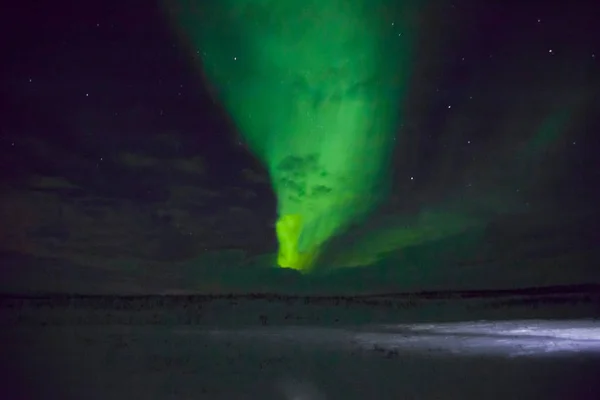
[1,291,599,399]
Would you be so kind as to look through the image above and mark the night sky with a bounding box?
[1,0,599,295]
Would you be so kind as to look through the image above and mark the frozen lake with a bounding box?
[2,319,599,399]
[2,289,599,399]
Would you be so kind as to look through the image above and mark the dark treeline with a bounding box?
[1,283,598,307]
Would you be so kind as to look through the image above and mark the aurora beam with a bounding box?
[166,0,415,272]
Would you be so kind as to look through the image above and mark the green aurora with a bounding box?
[163,0,594,280]
[167,0,416,272]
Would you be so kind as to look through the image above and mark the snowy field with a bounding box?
[1,288,599,399]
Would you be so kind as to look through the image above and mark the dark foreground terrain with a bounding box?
[1,285,599,399]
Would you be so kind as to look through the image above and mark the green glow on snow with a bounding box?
[166,0,415,272]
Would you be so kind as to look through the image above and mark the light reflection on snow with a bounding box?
[354,320,600,357]
[201,320,600,358]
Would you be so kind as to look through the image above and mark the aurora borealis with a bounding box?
[165,0,599,275]
[167,0,415,272]
[0,0,599,294]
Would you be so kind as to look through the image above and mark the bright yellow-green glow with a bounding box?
[276,214,319,272]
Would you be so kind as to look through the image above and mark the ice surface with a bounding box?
[2,291,599,399]
[2,320,599,399]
